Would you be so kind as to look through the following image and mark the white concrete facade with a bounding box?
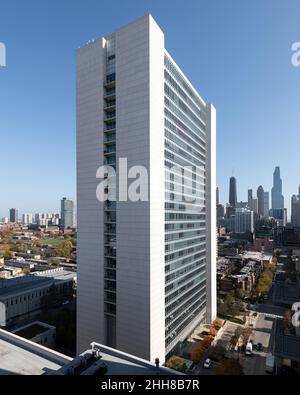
[77,15,216,362]
[115,16,165,362]
[77,37,106,350]
[205,104,217,323]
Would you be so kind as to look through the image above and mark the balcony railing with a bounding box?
[104,157,116,165]
[105,247,116,257]
[104,258,116,269]
[104,303,116,315]
[105,123,116,131]
[104,100,116,109]
[104,291,116,303]
[104,111,116,121]
[106,73,116,84]
[105,201,116,210]
[104,134,116,143]
[104,145,116,155]
[104,279,116,290]
[104,89,116,98]
[104,224,116,234]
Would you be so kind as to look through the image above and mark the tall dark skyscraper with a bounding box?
[248,189,253,209]
[9,208,18,223]
[216,187,220,205]
[257,185,265,218]
[271,166,284,210]
[229,176,237,207]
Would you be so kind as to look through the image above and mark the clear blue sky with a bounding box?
[0,0,299,218]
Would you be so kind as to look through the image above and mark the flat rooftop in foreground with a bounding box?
[0,334,69,375]
[0,329,180,375]
[81,343,180,375]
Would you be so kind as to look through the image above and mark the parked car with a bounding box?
[265,354,275,373]
[245,341,253,356]
[203,358,212,369]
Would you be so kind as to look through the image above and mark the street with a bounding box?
[240,288,285,375]
[240,313,274,375]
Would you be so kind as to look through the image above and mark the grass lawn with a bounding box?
[40,237,72,246]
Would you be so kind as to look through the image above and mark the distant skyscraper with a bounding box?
[291,186,300,227]
[248,189,253,209]
[216,187,220,206]
[250,198,258,215]
[217,204,224,220]
[264,192,270,218]
[257,186,264,218]
[9,208,18,223]
[271,166,284,210]
[235,208,254,234]
[229,177,237,207]
[61,198,74,229]
[272,208,287,227]
[22,213,33,225]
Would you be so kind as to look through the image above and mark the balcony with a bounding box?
[104,303,116,315]
[104,122,116,132]
[105,224,116,234]
[104,73,115,85]
[104,291,116,303]
[104,280,116,293]
[105,201,116,210]
[104,268,116,281]
[104,156,116,166]
[104,89,116,99]
[104,111,116,122]
[105,211,116,221]
[104,258,116,269]
[104,145,116,156]
[104,100,116,110]
[105,241,116,249]
[105,246,116,257]
[105,234,116,243]
[104,133,116,144]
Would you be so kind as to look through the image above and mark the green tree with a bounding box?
[48,258,61,266]
[3,250,12,260]
[235,288,246,300]
[218,294,243,317]
[53,240,73,258]
[165,356,186,372]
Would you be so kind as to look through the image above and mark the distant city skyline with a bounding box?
[1,1,300,218]
[217,166,300,219]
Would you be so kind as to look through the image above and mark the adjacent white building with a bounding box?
[77,15,216,362]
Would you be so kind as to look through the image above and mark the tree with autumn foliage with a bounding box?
[202,335,214,348]
[190,344,206,363]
